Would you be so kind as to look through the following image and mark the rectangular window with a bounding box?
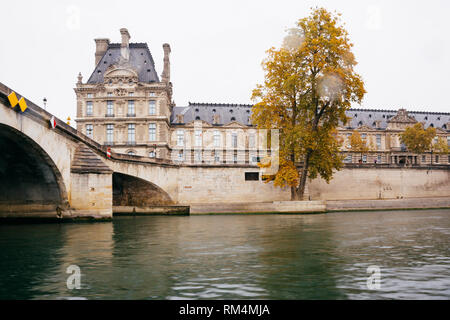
[214,150,220,163]
[86,101,93,116]
[344,154,352,163]
[377,154,382,163]
[447,136,450,146]
[232,133,237,148]
[107,92,112,97]
[149,100,156,115]
[85,124,93,138]
[128,100,135,116]
[448,155,450,163]
[149,123,156,141]
[107,100,114,116]
[128,124,135,144]
[251,156,261,164]
[362,155,367,163]
[195,130,202,147]
[249,133,255,148]
[149,92,156,97]
[435,155,439,163]
[129,92,134,97]
[213,131,221,147]
[87,93,93,98]
[194,150,202,163]
[149,151,156,158]
[361,133,367,140]
[233,153,237,163]
[376,134,381,149]
[106,124,114,144]
[177,130,184,146]
[422,155,426,162]
[178,150,184,161]
[245,172,259,181]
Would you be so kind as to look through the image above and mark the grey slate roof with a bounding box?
[346,109,450,130]
[87,43,159,84]
[171,103,450,131]
[171,102,253,126]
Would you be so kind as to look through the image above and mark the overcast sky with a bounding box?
[1,0,449,122]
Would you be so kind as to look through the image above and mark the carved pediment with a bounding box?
[223,121,248,128]
[105,67,138,79]
[388,109,417,124]
[357,124,374,131]
[185,120,213,128]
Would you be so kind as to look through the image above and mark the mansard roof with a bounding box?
[170,103,450,131]
[171,102,253,126]
[87,43,159,84]
[345,108,450,130]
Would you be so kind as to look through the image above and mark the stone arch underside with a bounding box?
[0,124,68,215]
[112,172,173,207]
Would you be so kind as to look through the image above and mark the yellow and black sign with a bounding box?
[7,91,28,112]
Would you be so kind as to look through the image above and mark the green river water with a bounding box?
[0,209,449,299]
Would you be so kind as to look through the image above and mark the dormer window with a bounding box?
[212,109,216,113]
[195,116,200,120]
[354,114,357,117]
[231,117,236,121]
[230,109,233,113]
[195,108,199,112]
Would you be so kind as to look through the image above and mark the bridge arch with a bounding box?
[0,124,68,216]
[112,172,173,207]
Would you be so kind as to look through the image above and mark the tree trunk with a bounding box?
[292,151,311,200]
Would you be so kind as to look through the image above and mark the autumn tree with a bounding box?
[251,7,365,200]
[433,137,449,155]
[349,131,370,161]
[400,123,436,154]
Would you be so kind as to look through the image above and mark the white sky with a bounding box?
[1,0,449,123]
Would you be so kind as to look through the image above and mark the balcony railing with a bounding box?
[127,113,136,117]
[104,141,114,146]
[126,141,136,146]
[105,114,115,117]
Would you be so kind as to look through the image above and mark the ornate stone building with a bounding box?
[75,29,450,166]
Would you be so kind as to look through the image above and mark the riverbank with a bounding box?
[187,197,450,215]
[326,197,450,212]
[1,197,449,221]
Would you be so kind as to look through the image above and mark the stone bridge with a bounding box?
[0,82,289,219]
[1,82,449,219]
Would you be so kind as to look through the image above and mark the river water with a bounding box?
[0,209,449,300]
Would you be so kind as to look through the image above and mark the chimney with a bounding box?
[94,38,110,66]
[120,28,131,61]
[161,43,171,83]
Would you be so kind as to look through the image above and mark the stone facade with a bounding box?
[76,29,450,168]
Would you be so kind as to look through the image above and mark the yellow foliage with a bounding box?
[400,123,436,154]
[251,7,365,199]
